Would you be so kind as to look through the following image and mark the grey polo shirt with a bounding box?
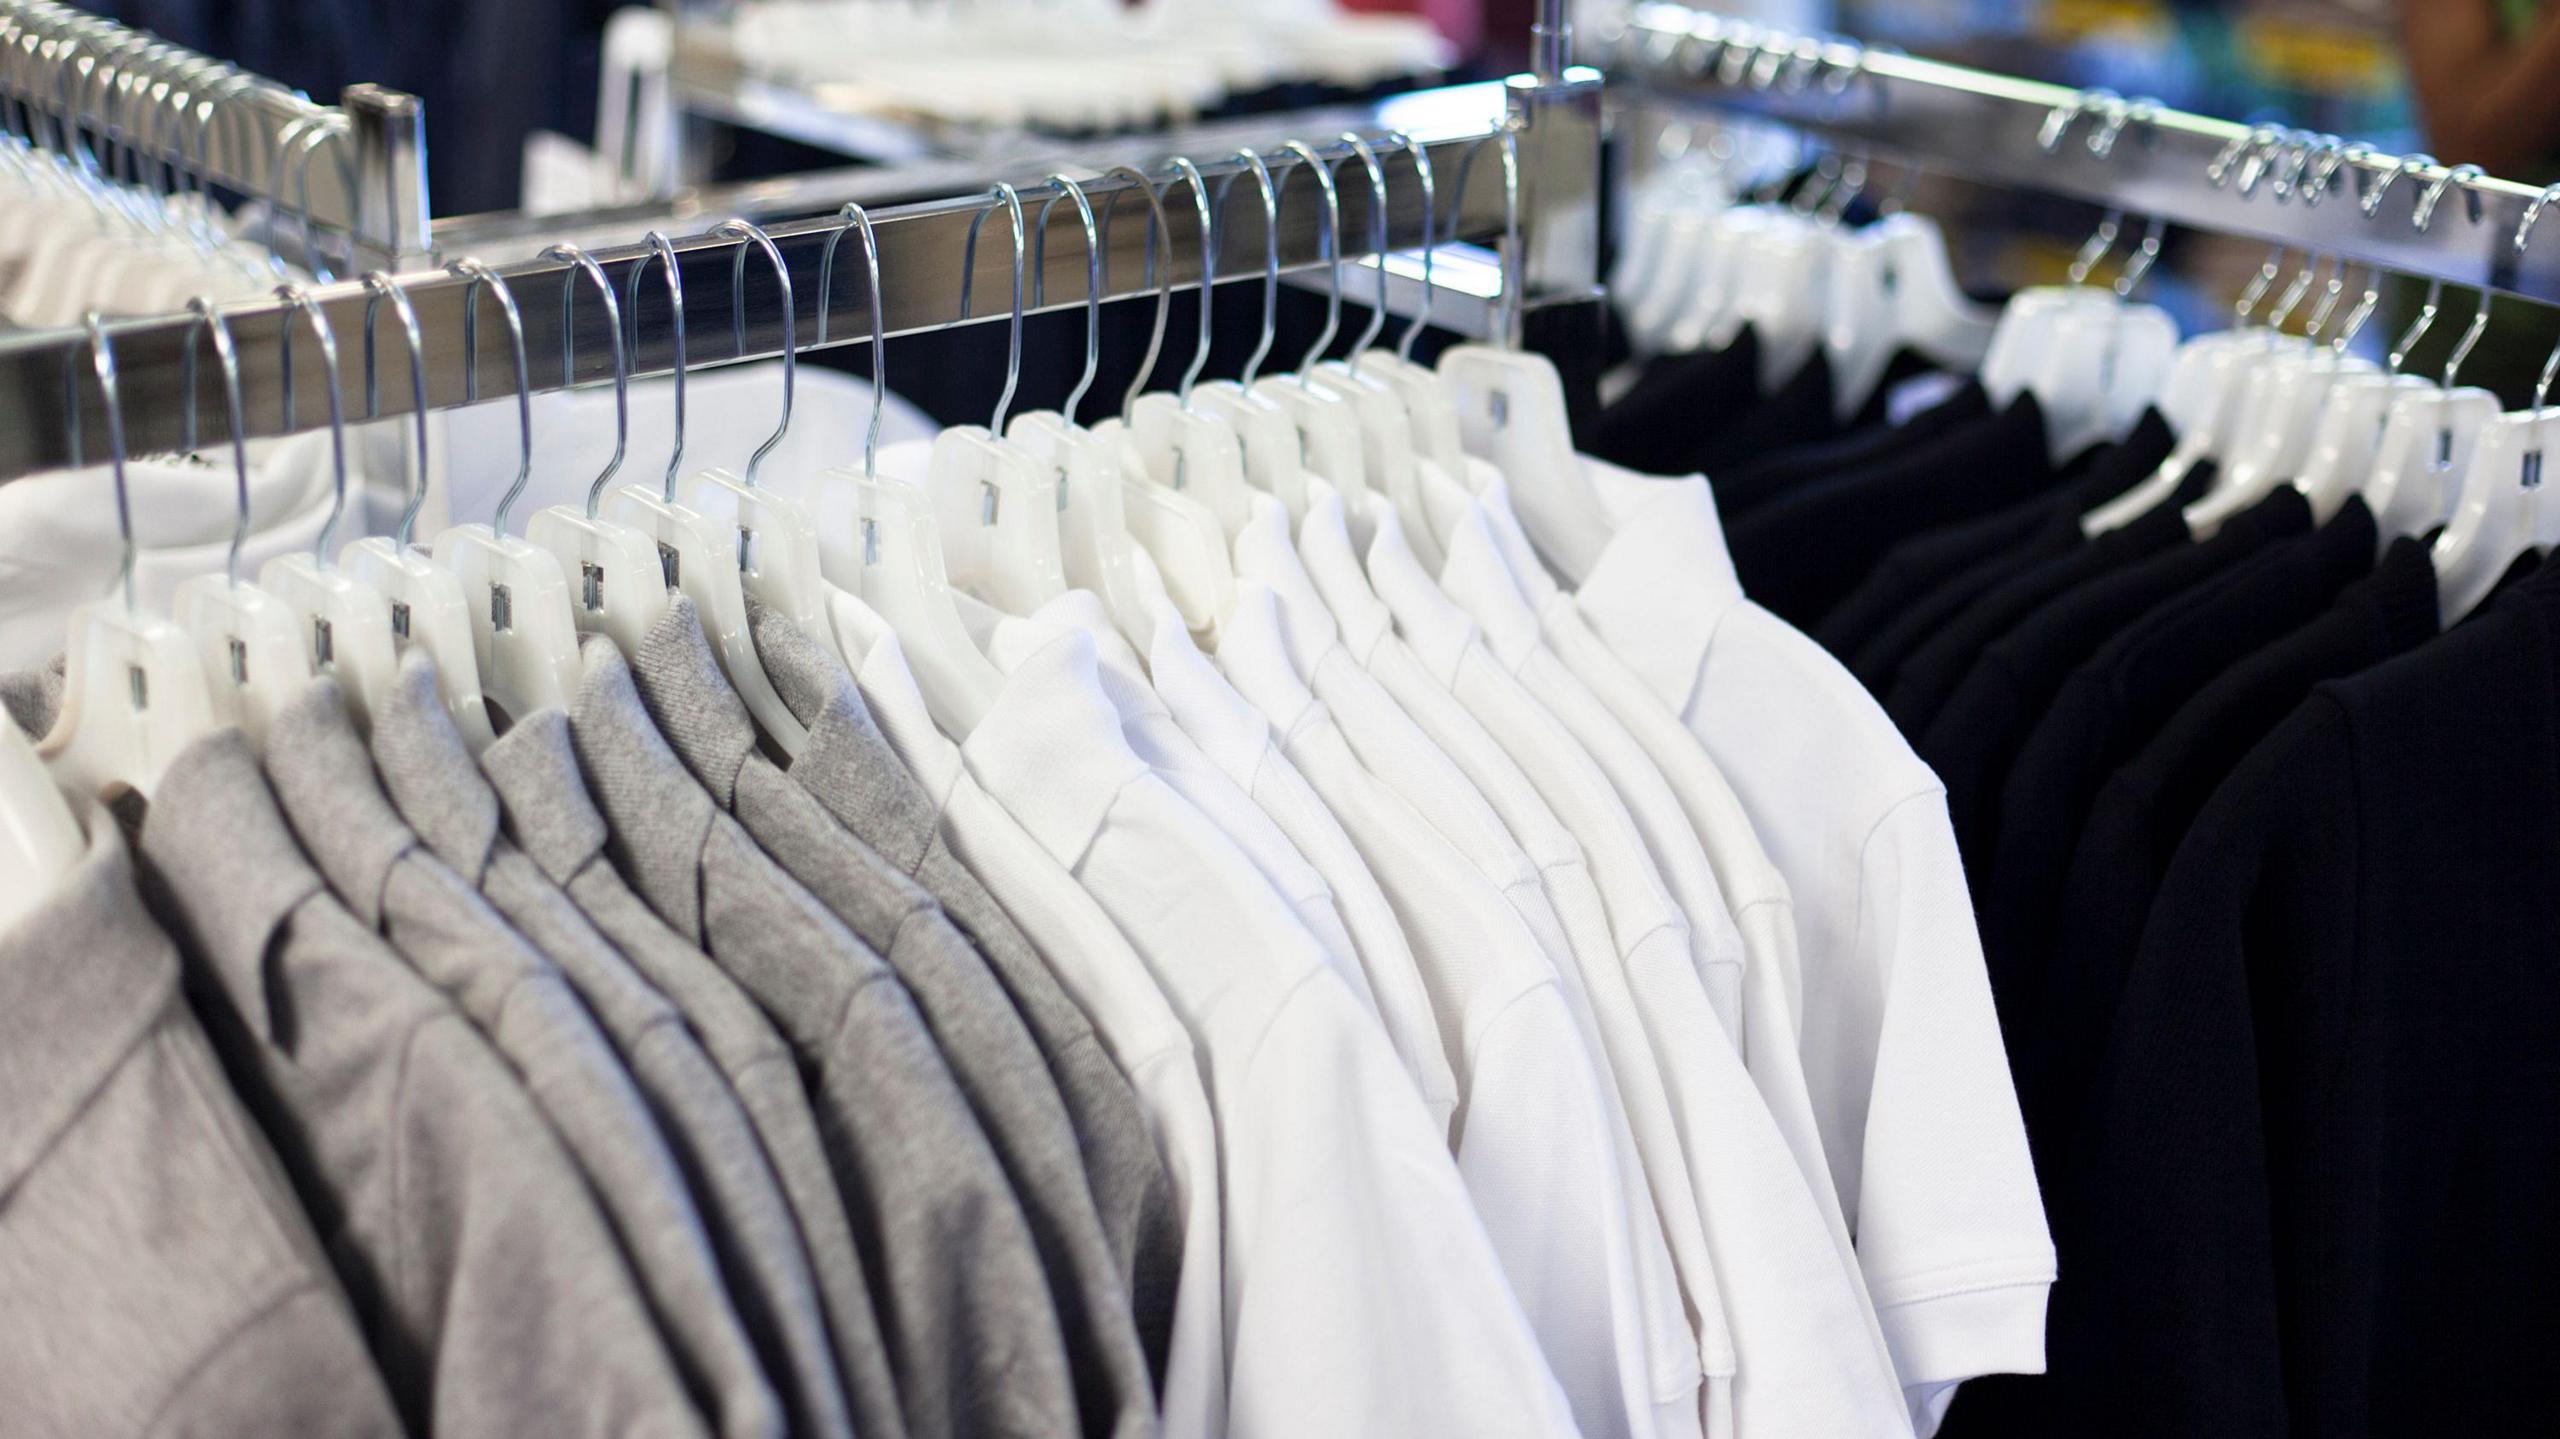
[136,729,704,1439]
[368,651,855,1439]
[0,808,403,1439]
[750,598,1184,1379]
[263,681,780,1439]
[569,632,1080,1439]
[483,706,911,1439]
[636,598,1157,1439]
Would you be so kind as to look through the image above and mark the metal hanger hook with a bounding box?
[815,201,886,478]
[2328,265,2385,355]
[2363,150,2437,220]
[1339,131,1392,373]
[1096,165,1170,418]
[958,183,1027,433]
[2067,209,2125,287]
[1386,132,1438,362]
[1218,148,1282,387]
[273,283,350,565]
[710,219,795,489]
[179,296,254,587]
[1447,126,1524,350]
[540,245,627,520]
[627,231,687,502]
[2388,276,2444,375]
[2443,289,2493,389]
[1035,175,1104,428]
[2234,243,2289,326]
[447,258,534,541]
[2412,162,2486,232]
[2114,215,2167,298]
[83,312,137,614]
[2265,251,2326,332]
[1279,139,1343,388]
[1163,157,1217,408]
[358,271,431,548]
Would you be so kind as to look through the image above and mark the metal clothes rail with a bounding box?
[0,124,1519,482]
[0,1,429,266]
[1597,1,2560,310]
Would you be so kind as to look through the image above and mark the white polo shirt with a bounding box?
[1227,496,1576,985]
[1427,465,1848,1242]
[826,588,1229,1439]
[1138,585,1461,1138]
[963,620,1579,1439]
[1030,589,1375,1019]
[1536,457,2055,1435]
[1214,581,1690,1439]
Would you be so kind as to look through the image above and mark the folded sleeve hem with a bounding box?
[1875,1274,2052,1389]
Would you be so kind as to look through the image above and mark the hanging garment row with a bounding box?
[0,126,2052,1439]
[1588,114,2560,1437]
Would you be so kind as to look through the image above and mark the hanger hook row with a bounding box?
[2362,149,2438,220]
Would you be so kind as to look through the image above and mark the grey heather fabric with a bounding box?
[368,652,856,1439]
[134,729,703,1439]
[0,811,402,1439]
[750,598,1185,1382]
[262,681,779,1439]
[569,631,1080,1439]
[0,655,61,736]
[483,706,912,1439]
[639,598,1157,1439]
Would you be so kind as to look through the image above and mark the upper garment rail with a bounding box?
[0,124,1518,483]
[1600,1,2560,311]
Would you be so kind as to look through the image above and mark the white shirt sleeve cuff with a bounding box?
[1876,1275,2054,1437]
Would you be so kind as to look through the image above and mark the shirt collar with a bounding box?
[1145,595,1280,787]
[1450,459,1562,607]
[262,679,422,928]
[569,636,719,940]
[828,587,967,810]
[140,730,331,1049]
[1431,482,1549,674]
[368,648,505,885]
[479,709,615,890]
[0,811,183,1202]
[750,595,943,876]
[631,595,759,808]
[1570,462,1744,716]
[964,624,1153,868]
[1214,583,1327,743]
[1361,497,1479,685]
[1030,587,1170,729]
[1293,481,1396,664]
[1230,490,1343,676]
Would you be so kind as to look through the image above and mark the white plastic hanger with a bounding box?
[1983,204,2181,464]
[2184,254,2357,537]
[1012,170,1158,646]
[1190,148,1316,519]
[341,272,498,751]
[1360,132,1470,479]
[1109,155,1242,632]
[1254,140,1370,503]
[2299,269,2427,524]
[917,184,1068,615]
[597,232,809,751]
[256,284,400,730]
[40,314,216,803]
[1434,128,1615,578]
[808,200,1006,735]
[1118,156,1253,539]
[1308,132,1428,553]
[2366,285,2503,546]
[2082,240,2296,534]
[431,259,583,729]
[2431,309,2560,623]
[170,297,309,754]
[0,716,81,929]
[521,243,671,657]
[1827,207,2000,421]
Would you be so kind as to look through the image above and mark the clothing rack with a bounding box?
[0,121,1521,483]
[1597,1,2560,312]
[0,0,430,268]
